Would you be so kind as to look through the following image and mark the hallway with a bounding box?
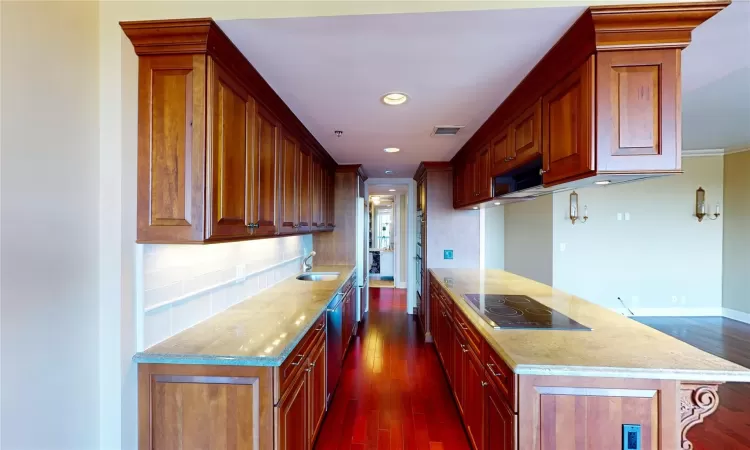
[315,288,471,450]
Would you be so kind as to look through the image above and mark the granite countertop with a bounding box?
[134,264,356,367]
[430,268,750,382]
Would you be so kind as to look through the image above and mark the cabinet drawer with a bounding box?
[454,308,482,356]
[485,346,516,412]
[279,315,325,400]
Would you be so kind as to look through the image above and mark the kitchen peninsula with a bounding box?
[428,268,750,450]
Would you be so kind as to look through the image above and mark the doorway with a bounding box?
[364,178,416,314]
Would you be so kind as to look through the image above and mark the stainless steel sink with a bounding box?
[296,272,340,282]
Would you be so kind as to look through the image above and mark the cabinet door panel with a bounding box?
[308,337,326,445]
[486,382,515,450]
[491,128,511,177]
[249,103,279,236]
[452,329,466,415]
[311,157,321,228]
[465,349,485,450]
[476,145,493,202]
[326,170,336,228]
[206,60,251,240]
[542,56,595,185]
[137,55,206,242]
[298,146,311,232]
[278,370,309,450]
[597,49,680,172]
[510,99,542,164]
[280,133,300,233]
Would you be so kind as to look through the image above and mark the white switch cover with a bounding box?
[625,212,631,221]
[617,213,623,221]
[559,243,567,252]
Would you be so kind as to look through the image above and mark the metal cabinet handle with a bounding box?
[290,353,305,366]
[309,362,316,367]
[487,363,506,379]
[459,323,469,331]
[539,169,549,175]
[460,344,468,353]
[481,381,489,387]
[474,192,480,197]
[315,324,325,331]
[503,157,510,162]
[441,311,447,317]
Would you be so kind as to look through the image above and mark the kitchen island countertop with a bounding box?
[430,268,750,382]
[134,264,355,367]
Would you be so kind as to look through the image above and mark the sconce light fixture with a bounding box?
[569,191,588,224]
[695,187,720,222]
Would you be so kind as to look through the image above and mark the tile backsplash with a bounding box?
[141,235,312,349]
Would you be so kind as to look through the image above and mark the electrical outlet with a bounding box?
[559,243,567,252]
[625,212,631,221]
[672,296,678,304]
[617,213,623,221]
[623,425,641,450]
[443,249,454,260]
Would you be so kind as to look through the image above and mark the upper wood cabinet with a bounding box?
[542,56,596,185]
[449,3,725,209]
[206,61,253,241]
[476,144,492,201]
[122,19,337,243]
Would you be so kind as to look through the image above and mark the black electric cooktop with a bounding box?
[462,294,591,331]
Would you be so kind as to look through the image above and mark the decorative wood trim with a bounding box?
[680,382,721,450]
[336,164,367,181]
[590,1,730,50]
[413,161,453,181]
[121,18,338,170]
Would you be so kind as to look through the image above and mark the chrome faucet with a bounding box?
[302,251,316,272]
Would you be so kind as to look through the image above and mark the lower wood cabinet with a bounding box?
[308,336,327,446]
[464,347,485,450]
[486,380,515,450]
[278,367,309,450]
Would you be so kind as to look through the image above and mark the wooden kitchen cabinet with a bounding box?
[452,328,468,415]
[308,336,327,446]
[475,144,493,202]
[486,380,515,450]
[123,19,336,244]
[508,99,542,166]
[542,56,596,185]
[491,127,512,177]
[311,157,322,228]
[465,348,485,450]
[278,367,309,450]
[325,168,336,229]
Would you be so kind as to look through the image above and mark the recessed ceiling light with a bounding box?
[494,202,501,205]
[385,170,393,175]
[381,92,409,106]
[594,180,611,185]
[389,189,396,192]
[384,147,400,153]
[472,207,479,210]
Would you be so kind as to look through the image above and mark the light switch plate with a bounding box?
[443,249,454,260]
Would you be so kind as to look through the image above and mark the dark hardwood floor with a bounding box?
[636,317,750,450]
[315,287,471,450]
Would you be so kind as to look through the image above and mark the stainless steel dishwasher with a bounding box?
[325,289,345,405]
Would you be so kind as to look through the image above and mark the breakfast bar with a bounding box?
[428,268,750,450]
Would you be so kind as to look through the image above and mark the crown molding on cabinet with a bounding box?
[413,162,453,181]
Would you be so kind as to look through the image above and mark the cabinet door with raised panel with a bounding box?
[452,329,467,415]
[491,128,512,177]
[442,304,454,386]
[137,55,207,242]
[298,145,311,232]
[486,380,515,450]
[206,60,252,241]
[326,169,336,229]
[510,98,542,165]
[311,157,321,229]
[542,56,595,186]
[307,337,326,445]
[476,144,493,202]
[280,132,300,234]
[465,349,485,450]
[278,368,309,450]
[249,102,279,237]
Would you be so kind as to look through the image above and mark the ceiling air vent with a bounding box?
[431,125,464,137]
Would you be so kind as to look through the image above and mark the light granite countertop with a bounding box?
[430,268,750,382]
[134,264,356,367]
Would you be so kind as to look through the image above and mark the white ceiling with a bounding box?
[219,3,750,176]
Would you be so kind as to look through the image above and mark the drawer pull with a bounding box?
[290,353,305,366]
[459,323,469,331]
[487,363,506,379]
[461,344,468,353]
[315,324,325,331]
[481,381,489,387]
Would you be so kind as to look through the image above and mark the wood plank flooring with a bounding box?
[314,288,471,450]
[636,317,750,449]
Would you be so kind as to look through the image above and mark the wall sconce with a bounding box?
[695,187,720,222]
[569,191,588,224]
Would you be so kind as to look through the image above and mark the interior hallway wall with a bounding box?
[723,150,750,317]
[483,206,505,269]
[399,193,408,286]
[1,2,101,448]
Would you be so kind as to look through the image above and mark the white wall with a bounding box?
[1,2,101,449]
[399,193,407,285]
[504,196,553,285]
[723,150,750,316]
[483,206,505,269]
[141,236,310,349]
[552,157,725,313]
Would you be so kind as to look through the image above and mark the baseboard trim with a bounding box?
[397,281,407,289]
[723,308,750,325]
[611,307,724,317]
